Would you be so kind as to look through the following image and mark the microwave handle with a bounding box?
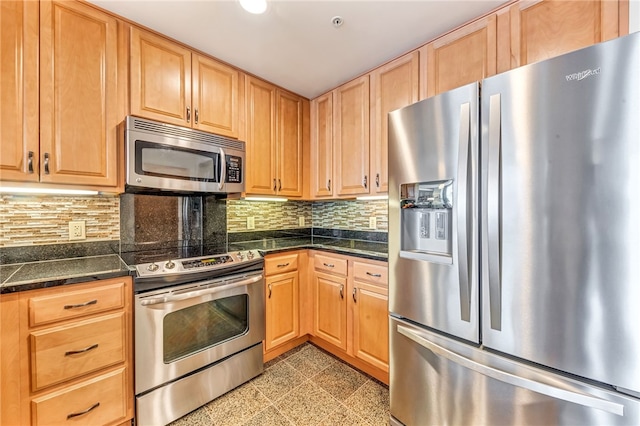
[218,148,226,190]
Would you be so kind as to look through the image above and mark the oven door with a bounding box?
[134,271,264,395]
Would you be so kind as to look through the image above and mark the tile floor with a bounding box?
[169,343,390,426]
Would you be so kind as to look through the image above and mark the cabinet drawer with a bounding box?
[314,254,348,276]
[28,280,125,327]
[30,313,125,391]
[265,253,299,275]
[353,261,388,287]
[31,367,127,426]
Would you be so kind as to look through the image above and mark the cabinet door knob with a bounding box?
[195,108,199,124]
[43,153,50,174]
[278,179,282,191]
[376,173,380,188]
[268,284,272,298]
[339,284,344,299]
[363,175,368,189]
[27,151,34,173]
[327,179,331,191]
[186,106,191,123]
[273,178,277,191]
[352,287,357,302]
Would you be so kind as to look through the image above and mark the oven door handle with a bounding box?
[139,274,263,306]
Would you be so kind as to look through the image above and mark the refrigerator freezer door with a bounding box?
[390,317,640,426]
[389,82,480,343]
[481,33,640,393]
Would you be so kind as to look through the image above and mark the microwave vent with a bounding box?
[130,117,245,151]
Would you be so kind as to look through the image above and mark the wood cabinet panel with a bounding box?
[313,271,348,350]
[245,76,277,194]
[192,54,241,138]
[39,0,120,187]
[28,281,125,327]
[422,15,497,98]
[30,312,126,391]
[265,271,299,351]
[277,90,303,196]
[509,0,626,69]
[352,282,389,372]
[310,93,334,198]
[31,367,127,426]
[130,27,191,126]
[370,52,419,193]
[334,75,370,196]
[0,0,39,182]
[1,293,21,425]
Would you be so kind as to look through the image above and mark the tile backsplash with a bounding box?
[1,195,388,248]
[0,195,120,247]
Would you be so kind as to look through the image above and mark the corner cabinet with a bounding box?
[130,27,242,138]
[245,76,305,197]
[0,277,134,426]
[1,0,124,189]
[310,92,334,198]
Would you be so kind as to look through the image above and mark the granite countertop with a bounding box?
[0,254,132,294]
[229,236,388,261]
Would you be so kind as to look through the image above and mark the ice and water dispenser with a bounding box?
[400,180,453,264]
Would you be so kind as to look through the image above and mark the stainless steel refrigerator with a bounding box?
[388,32,640,425]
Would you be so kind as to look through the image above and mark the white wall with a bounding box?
[631,0,640,33]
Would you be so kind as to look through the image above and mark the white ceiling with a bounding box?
[89,0,509,99]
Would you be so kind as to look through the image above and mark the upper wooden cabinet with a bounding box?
[1,0,123,189]
[310,92,334,198]
[0,0,38,183]
[506,0,628,69]
[420,14,497,99]
[245,76,304,197]
[130,27,242,138]
[334,75,371,196]
[370,52,420,193]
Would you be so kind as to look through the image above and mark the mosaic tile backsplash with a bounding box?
[0,195,120,247]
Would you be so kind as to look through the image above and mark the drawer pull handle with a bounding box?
[63,299,97,309]
[268,284,272,298]
[27,151,34,173]
[65,343,98,356]
[323,263,335,268]
[43,153,50,174]
[366,272,382,278]
[277,263,290,268]
[67,402,100,419]
[353,287,357,302]
[339,284,344,299]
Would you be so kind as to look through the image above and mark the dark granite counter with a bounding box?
[0,254,133,294]
[228,236,388,262]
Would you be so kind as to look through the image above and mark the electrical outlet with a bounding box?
[298,216,305,227]
[69,221,86,240]
[247,217,255,229]
[369,216,377,229]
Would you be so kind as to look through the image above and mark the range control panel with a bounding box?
[135,250,262,278]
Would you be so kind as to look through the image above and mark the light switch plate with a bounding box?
[369,216,377,229]
[299,216,305,227]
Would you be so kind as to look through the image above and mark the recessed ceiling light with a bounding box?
[239,0,267,14]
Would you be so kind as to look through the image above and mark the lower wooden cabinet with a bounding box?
[0,276,133,426]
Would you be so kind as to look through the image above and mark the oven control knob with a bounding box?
[247,251,255,259]
[165,260,175,269]
[147,262,159,272]
[237,251,245,260]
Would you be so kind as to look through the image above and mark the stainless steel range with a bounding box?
[133,250,265,426]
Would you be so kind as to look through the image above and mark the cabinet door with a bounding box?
[265,271,299,351]
[508,0,626,69]
[310,93,334,198]
[421,14,497,99]
[0,0,38,183]
[313,271,348,350]
[334,76,370,196]
[351,281,389,372]
[192,54,240,138]
[276,90,303,197]
[39,0,120,187]
[370,52,419,194]
[130,27,192,126]
[245,76,277,195]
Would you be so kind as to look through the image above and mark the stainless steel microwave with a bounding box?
[124,116,245,194]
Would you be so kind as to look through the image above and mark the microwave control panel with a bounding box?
[226,156,242,183]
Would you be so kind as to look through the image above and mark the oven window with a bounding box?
[162,295,248,363]
[136,140,219,182]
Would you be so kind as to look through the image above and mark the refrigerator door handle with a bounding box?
[397,324,625,417]
[487,94,502,330]
[456,102,472,322]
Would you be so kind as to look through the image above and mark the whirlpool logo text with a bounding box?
[565,67,601,81]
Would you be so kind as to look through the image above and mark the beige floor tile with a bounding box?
[318,404,372,426]
[243,405,293,426]
[274,380,340,425]
[204,382,271,425]
[168,405,214,426]
[251,359,307,402]
[312,360,368,401]
[344,380,390,426]
[285,344,337,378]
